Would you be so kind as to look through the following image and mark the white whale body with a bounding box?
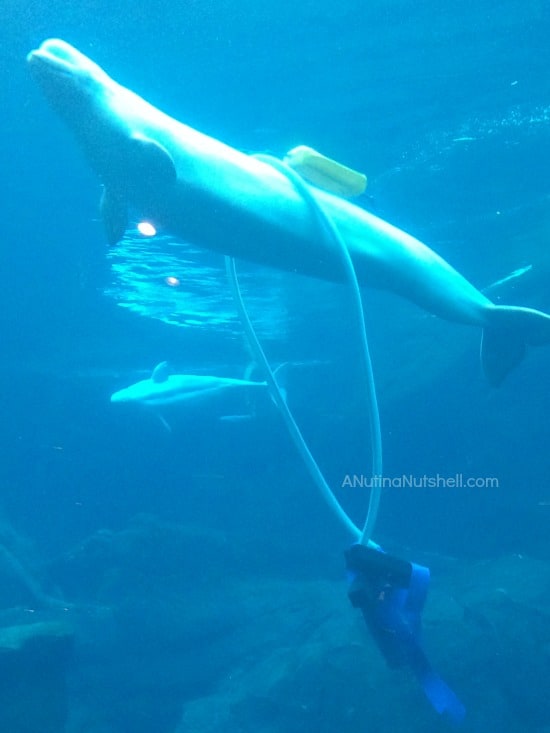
[110,361,279,429]
[110,361,268,408]
[27,39,550,385]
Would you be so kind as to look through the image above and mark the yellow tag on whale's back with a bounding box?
[284,145,367,198]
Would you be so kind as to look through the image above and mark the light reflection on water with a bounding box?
[104,228,295,340]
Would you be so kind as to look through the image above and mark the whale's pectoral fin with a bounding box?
[481,305,550,386]
[100,187,128,245]
[99,137,176,245]
[128,134,177,187]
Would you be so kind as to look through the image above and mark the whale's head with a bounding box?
[27,39,136,185]
[110,386,134,404]
[27,40,178,241]
[110,380,169,407]
[27,39,113,120]
[110,379,153,405]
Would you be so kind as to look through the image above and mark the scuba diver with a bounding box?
[346,543,465,724]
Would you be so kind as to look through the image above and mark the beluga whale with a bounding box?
[27,39,550,385]
[110,360,285,430]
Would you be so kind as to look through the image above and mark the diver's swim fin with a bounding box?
[481,305,550,386]
[345,543,466,726]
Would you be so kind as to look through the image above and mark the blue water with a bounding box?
[2,1,550,731]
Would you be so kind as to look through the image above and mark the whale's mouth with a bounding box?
[29,40,80,77]
[27,39,109,89]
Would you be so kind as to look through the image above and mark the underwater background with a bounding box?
[1,1,550,731]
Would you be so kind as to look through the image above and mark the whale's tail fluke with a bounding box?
[481,305,550,386]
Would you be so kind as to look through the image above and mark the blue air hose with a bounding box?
[226,255,360,540]
[226,157,465,724]
[225,153,382,546]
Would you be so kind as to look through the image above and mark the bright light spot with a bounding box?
[137,221,157,236]
[165,276,181,287]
